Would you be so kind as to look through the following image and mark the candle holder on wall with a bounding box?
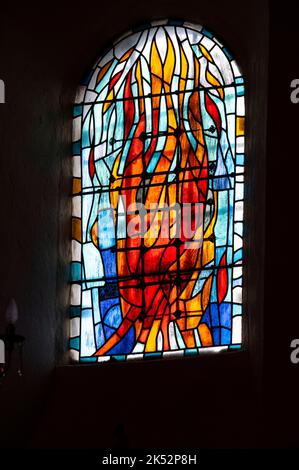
[0,299,25,383]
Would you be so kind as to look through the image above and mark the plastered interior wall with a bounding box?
[0,0,280,448]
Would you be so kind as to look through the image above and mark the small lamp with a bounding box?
[0,299,25,382]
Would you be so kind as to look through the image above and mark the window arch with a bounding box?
[70,20,245,363]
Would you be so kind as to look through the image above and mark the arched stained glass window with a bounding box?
[70,20,245,363]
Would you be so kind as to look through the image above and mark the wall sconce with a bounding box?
[0,299,25,383]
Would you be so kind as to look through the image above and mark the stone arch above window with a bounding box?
[70,20,245,363]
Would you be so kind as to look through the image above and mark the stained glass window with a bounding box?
[70,20,245,363]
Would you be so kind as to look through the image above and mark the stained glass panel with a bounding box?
[70,20,245,363]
